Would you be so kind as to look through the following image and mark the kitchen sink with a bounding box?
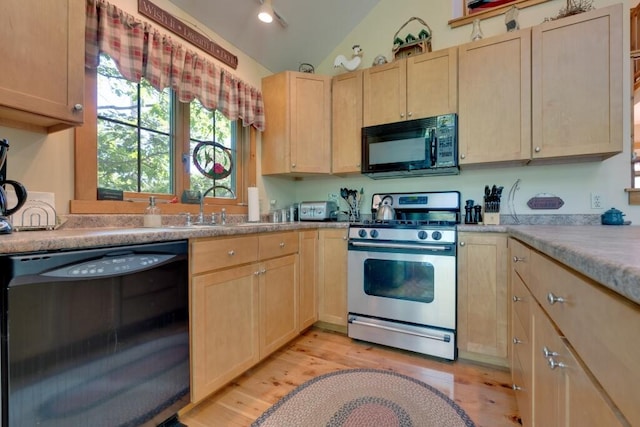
[234,222,274,226]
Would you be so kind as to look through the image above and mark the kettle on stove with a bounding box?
[0,139,28,234]
[376,195,396,220]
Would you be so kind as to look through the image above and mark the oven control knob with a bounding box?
[418,230,428,240]
[432,231,442,241]
[358,229,367,238]
[370,229,379,238]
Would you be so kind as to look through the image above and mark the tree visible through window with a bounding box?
[96,54,237,199]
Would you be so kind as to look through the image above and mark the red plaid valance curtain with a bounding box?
[85,0,265,131]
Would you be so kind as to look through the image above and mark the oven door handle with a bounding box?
[349,319,451,343]
[349,241,452,252]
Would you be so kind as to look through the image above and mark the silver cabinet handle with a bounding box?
[513,256,525,262]
[73,104,84,112]
[460,154,466,159]
[543,346,559,358]
[534,146,541,153]
[279,242,285,248]
[513,296,522,302]
[400,112,405,118]
[292,164,296,168]
[547,292,565,305]
[548,358,566,370]
[254,270,261,276]
[260,268,266,274]
[513,337,522,344]
[459,241,465,246]
[407,112,412,117]
[512,384,522,391]
[228,250,235,256]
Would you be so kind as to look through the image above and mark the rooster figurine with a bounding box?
[334,45,363,71]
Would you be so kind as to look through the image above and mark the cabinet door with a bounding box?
[298,230,318,331]
[259,254,299,359]
[407,47,458,119]
[0,0,84,132]
[458,29,531,165]
[290,73,331,174]
[531,4,622,160]
[317,229,348,326]
[363,60,407,126]
[457,232,508,362]
[191,264,259,403]
[332,71,363,174]
[533,303,625,427]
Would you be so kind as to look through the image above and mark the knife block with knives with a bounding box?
[483,184,503,225]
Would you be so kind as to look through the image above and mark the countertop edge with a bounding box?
[507,226,640,306]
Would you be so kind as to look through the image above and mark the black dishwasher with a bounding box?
[0,240,190,427]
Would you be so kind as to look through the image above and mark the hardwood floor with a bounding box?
[179,327,520,427]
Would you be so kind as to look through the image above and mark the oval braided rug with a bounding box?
[251,368,476,427]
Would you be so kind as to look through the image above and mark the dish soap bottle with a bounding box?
[143,196,161,227]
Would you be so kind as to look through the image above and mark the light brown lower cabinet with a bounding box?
[317,229,348,327]
[259,254,299,358]
[190,232,300,403]
[298,230,318,330]
[509,237,634,426]
[457,232,509,366]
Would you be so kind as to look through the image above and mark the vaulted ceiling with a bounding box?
[168,0,381,74]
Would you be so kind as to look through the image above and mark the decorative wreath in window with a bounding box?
[192,141,233,180]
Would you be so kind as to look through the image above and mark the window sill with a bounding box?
[69,200,247,215]
[625,188,640,206]
[448,0,551,28]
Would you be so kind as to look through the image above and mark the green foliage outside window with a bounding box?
[96,54,236,198]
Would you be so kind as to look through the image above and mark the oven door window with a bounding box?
[363,258,434,303]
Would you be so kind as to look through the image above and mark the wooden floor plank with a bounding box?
[179,327,520,427]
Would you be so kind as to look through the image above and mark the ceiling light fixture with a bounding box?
[258,0,273,23]
[257,0,288,28]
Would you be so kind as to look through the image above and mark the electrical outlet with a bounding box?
[590,193,603,209]
[328,193,339,202]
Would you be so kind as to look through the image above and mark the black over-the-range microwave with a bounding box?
[361,113,458,179]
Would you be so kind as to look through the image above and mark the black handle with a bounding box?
[0,180,28,216]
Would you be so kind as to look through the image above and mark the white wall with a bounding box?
[294,0,639,224]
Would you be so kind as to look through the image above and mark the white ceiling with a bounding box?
[168,0,381,74]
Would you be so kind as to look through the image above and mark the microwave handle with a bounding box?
[429,128,437,166]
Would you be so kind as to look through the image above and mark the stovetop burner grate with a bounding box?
[362,219,458,228]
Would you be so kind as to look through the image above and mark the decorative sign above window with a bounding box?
[138,0,238,69]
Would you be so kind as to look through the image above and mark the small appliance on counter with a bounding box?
[0,139,28,234]
[298,201,338,221]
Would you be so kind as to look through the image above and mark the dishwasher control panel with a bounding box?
[43,254,175,278]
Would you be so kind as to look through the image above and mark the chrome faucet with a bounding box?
[198,185,236,224]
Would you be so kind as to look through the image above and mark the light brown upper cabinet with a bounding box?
[332,70,363,175]
[531,4,622,161]
[261,71,331,176]
[0,0,85,133]
[363,48,458,127]
[459,29,532,166]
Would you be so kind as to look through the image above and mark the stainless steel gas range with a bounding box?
[347,191,460,360]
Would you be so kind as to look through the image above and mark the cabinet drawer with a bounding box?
[259,231,299,259]
[530,250,640,425]
[509,238,530,284]
[191,236,259,274]
[511,273,531,338]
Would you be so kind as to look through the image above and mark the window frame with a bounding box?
[72,67,256,216]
